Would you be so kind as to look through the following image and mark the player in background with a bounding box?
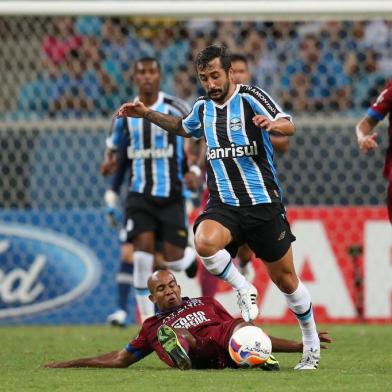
[355,79,392,224]
[102,130,168,326]
[117,45,321,370]
[230,53,289,154]
[45,270,331,370]
[101,57,198,326]
[198,53,290,297]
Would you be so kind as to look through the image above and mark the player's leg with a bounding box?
[247,214,320,369]
[133,231,156,322]
[194,215,258,322]
[248,215,320,370]
[159,199,198,278]
[153,241,166,271]
[123,195,160,322]
[107,199,137,327]
[236,244,255,282]
[265,250,320,370]
[107,241,134,327]
[157,325,192,370]
[162,242,198,277]
[199,264,220,297]
[387,181,392,224]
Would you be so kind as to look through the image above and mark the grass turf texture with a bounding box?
[1,324,391,392]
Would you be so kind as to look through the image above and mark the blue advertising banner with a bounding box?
[0,209,136,325]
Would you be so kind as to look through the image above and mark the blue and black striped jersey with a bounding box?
[107,92,190,199]
[182,84,292,207]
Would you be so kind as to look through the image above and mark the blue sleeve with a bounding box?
[182,100,204,139]
[106,117,126,150]
[367,108,385,121]
[124,343,150,361]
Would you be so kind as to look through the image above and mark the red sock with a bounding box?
[387,181,392,224]
[199,264,219,297]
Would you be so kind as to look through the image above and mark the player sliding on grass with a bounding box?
[45,270,331,371]
[116,45,321,370]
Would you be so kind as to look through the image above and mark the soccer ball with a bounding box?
[228,326,272,367]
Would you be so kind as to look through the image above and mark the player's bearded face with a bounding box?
[198,59,231,103]
[206,78,230,102]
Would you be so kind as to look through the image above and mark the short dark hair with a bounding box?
[195,45,231,72]
[230,53,248,65]
[134,57,161,72]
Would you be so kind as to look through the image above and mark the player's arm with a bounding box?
[118,101,190,138]
[183,138,205,190]
[268,331,332,353]
[270,134,289,153]
[253,115,295,136]
[101,148,118,176]
[355,115,379,153]
[44,349,139,369]
[101,116,127,176]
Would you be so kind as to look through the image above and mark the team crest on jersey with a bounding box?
[230,117,242,131]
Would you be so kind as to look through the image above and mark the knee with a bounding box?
[121,244,134,263]
[175,328,197,348]
[194,231,221,257]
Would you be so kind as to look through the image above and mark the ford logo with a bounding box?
[0,223,101,318]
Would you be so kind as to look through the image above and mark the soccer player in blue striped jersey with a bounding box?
[117,46,321,370]
[101,58,198,325]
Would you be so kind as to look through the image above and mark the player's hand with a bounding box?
[357,133,378,153]
[104,189,122,228]
[184,171,201,191]
[252,115,274,132]
[105,206,122,228]
[100,149,117,176]
[318,331,332,349]
[117,101,149,118]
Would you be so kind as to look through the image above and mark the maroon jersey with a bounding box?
[125,297,243,369]
[367,80,392,180]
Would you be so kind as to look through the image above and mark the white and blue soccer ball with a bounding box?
[228,326,272,367]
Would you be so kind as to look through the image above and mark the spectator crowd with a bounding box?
[6,17,392,119]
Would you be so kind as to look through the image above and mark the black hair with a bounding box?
[195,45,231,72]
[134,57,161,71]
[230,53,248,65]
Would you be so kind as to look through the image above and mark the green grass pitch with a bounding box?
[1,324,391,392]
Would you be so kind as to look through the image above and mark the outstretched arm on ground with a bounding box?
[44,349,138,369]
[118,101,190,138]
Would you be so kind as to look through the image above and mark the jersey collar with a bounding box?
[211,84,240,109]
[134,91,164,110]
[156,297,189,315]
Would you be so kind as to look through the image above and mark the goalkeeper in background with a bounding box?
[101,57,199,326]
